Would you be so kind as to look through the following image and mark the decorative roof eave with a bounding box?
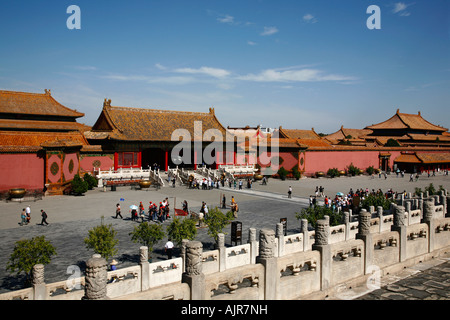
[0,89,84,118]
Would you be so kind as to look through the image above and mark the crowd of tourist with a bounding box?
[115,197,181,224]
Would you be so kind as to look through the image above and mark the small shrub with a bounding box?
[327,168,340,178]
[71,174,88,195]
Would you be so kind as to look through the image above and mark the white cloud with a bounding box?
[73,66,97,71]
[392,2,412,16]
[237,67,356,83]
[174,66,231,78]
[155,63,167,70]
[260,26,279,36]
[100,74,195,85]
[247,41,257,46]
[217,14,234,24]
[303,14,318,24]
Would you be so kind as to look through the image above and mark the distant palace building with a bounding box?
[0,89,449,195]
[0,90,93,195]
[84,99,230,172]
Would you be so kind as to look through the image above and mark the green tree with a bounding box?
[84,218,118,261]
[360,193,394,210]
[292,166,301,180]
[346,163,361,176]
[295,205,343,228]
[385,138,401,147]
[203,207,233,244]
[129,222,165,257]
[167,217,197,247]
[7,236,57,284]
[277,167,288,180]
[71,173,88,195]
[327,168,340,178]
[83,173,98,190]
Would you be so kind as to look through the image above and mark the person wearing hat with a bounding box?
[110,259,118,271]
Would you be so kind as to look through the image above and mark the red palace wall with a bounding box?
[303,150,402,175]
[0,153,44,191]
[80,154,115,173]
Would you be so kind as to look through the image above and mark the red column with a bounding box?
[165,150,168,172]
[114,152,118,171]
[194,151,197,170]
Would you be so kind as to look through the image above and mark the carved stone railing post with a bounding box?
[344,212,350,241]
[356,209,372,274]
[312,218,331,291]
[276,223,284,257]
[82,254,109,300]
[301,219,309,251]
[256,228,279,300]
[248,228,258,264]
[422,200,436,252]
[32,264,46,300]
[391,205,407,262]
[218,233,226,272]
[182,241,205,300]
[140,246,150,291]
[181,239,189,273]
[377,206,383,233]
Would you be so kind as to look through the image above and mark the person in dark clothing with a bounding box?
[40,209,49,225]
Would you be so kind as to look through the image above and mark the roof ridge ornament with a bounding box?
[44,89,51,95]
[103,98,112,108]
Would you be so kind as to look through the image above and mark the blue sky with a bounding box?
[0,0,449,134]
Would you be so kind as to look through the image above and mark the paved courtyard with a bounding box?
[0,173,449,296]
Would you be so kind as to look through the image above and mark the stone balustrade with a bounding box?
[1,193,449,301]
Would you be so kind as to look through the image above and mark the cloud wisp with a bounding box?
[237,67,356,83]
[392,2,413,16]
[260,26,279,36]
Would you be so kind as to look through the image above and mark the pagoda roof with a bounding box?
[0,119,90,132]
[394,152,450,164]
[278,127,331,147]
[0,131,88,149]
[88,100,229,142]
[0,90,84,118]
[365,110,447,132]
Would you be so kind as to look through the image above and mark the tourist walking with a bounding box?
[115,203,123,219]
[19,208,27,226]
[288,186,292,198]
[40,209,49,225]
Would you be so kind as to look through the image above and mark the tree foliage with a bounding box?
[295,205,343,228]
[166,217,197,247]
[129,222,165,255]
[84,218,118,261]
[203,207,233,243]
[7,236,57,283]
[71,174,88,195]
[360,193,394,210]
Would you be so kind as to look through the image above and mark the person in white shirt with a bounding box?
[165,239,174,259]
